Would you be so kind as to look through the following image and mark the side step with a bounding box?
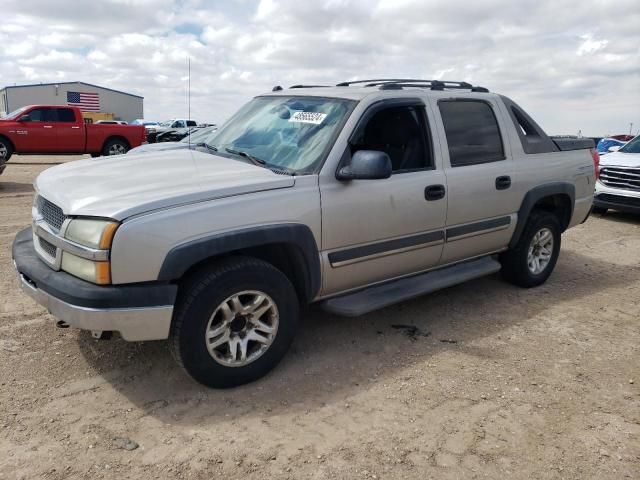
[321,256,502,317]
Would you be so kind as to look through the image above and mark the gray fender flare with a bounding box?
[157,223,321,302]
[509,182,575,249]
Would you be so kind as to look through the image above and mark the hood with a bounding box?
[35,149,295,220]
[127,141,190,154]
[599,150,640,168]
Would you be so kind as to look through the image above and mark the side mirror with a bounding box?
[19,114,31,122]
[607,145,621,152]
[337,150,392,181]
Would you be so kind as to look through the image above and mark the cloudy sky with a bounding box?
[1,0,638,135]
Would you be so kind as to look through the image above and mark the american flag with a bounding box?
[66,91,100,112]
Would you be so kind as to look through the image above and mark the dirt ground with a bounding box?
[0,155,638,480]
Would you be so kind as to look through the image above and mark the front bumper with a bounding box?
[594,192,640,214]
[13,227,177,341]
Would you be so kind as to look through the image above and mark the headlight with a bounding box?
[62,218,119,284]
[65,219,118,249]
[61,252,111,285]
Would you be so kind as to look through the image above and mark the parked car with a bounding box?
[156,127,200,143]
[597,137,627,155]
[593,135,640,214]
[12,79,596,388]
[128,125,218,154]
[131,119,160,143]
[152,119,198,137]
[0,105,146,173]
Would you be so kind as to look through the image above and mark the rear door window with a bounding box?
[439,100,505,167]
[55,108,76,122]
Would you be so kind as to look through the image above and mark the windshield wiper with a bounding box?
[224,147,297,176]
[225,147,267,166]
[194,142,218,153]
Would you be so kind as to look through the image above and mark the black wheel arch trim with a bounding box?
[509,182,575,249]
[157,223,321,302]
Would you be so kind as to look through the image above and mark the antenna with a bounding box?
[188,56,191,148]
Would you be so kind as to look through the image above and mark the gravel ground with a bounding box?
[1,155,639,480]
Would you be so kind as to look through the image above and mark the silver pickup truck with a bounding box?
[13,79,597,388]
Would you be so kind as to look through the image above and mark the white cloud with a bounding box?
[0,0,638,135]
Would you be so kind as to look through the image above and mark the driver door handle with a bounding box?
[496,176,511,190]
[425,184,446,201]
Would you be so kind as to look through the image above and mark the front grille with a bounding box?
[599,167,640,191]
[38,236,57,258]
[36,196,66,231]
[596,193,640,208]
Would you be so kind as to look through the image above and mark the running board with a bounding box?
[321,256,501,317]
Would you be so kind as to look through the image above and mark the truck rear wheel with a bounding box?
[0,138,13,163]
[170,256,299,388]
[500,210,561,288]
[102,139,128,156]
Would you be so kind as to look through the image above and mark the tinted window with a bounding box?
[186,120,197,127]
[26,108,50,122]
[439,100,504,167]
[56,108,76,122]
[351,105,432,172]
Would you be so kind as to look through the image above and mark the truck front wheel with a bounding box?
[0,138,13,163]
[170,256,299,388]
[500,210,561,288]
[102,139,128,156]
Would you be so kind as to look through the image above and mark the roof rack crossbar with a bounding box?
[337,78,429,86]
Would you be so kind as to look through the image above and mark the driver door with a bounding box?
[319,99,447,296]
[12,107,57,153]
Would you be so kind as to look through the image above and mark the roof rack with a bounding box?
[289,84,330,89]
[336,79,489,93]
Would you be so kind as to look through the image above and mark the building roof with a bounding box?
[0,81,143,99]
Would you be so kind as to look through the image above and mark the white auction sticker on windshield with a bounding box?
[289,111,327,125]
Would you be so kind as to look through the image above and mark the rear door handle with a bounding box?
[43,125,53,129]
[425,184,446,201]
[495,176,511,190]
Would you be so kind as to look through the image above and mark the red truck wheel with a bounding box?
[102,139,129,156]
[0,138,13,163]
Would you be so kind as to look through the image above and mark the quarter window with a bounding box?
[439,100,504,167]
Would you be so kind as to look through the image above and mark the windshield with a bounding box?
[620,135,640,154]
[1,106,28,120]
[180,126,217,144]
[210,96,355,174]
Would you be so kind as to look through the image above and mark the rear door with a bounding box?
[431,96,518,264]
[53,107,84,152]
[320,99,448,296]
[11,107,57,153]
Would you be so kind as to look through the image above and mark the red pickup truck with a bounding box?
[0,105,146,174]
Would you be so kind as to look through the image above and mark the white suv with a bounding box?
[594,135,640,214]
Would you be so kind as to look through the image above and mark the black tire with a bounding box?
[592,206,607,214]
[500,210,561,288]
[0,137,13,163]
[170,256,299,388]
[102,138,128,156]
